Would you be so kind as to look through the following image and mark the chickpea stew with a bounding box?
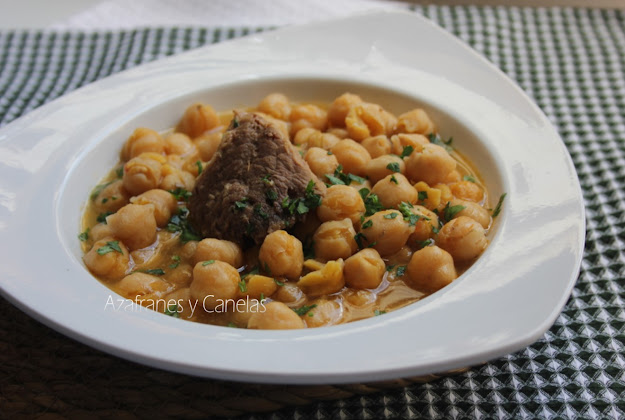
[80,92,505,330]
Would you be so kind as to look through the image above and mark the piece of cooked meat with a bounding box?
[188,112,324,248]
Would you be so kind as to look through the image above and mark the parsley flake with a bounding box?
[428,133,454,152]
[292,304,317,316]
[492,193,507,218]
[169,187,192,202]
[78,228,90,242]
[96,240,122,255]
[96,211,113,224]
[362,220,373,229]
[442,202,466,223]
[463,174,476,183]
[202,260,216,266]
[196,160,203,175]
[164,304,180,318]
[238,281,247,293]
[400,145,414,158]
[390,175,399,185]
[386,162,401,173]
[374,309,387,316]
[169,255,181,269]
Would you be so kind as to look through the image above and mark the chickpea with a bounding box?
[115,272,172,302]
[89,222,113,242]
[316,185,365,225]
[190,260,240,310]
[371,173,417,209]
[176,103,219,138]
[361,135,391,158]
[194,238,243,268]
[164,133,196,158]
[164,288,195,320]
[180,240,198,260]
[389,133,430,156]
[345,103,397,141]
[92,179,129,214]
[121,127,165,161]
[328,93,362,127]
[273,282,305,305]
[326,127,349,139]
[230,298,260,327]
[258,93,291,121]
[366,155,406,185]
[305,147,339,179]
[160,166,195,191]
[289,104,328,135]
[450,198,491,229]
[449,180,484,202]
[405,245,457,293]
[247,301,305,330]
[122,152,165,196]
[254,112,290,140]
[445,170,462,183]
[130,189,177,227]
[413,181,442,210]
[258,230,304,279]
[343,289,376,306]
[239,274,278,300]
[293,128,339,150]
[395,109,436,135]
[360,210,413,256]
[405,143,456,185]
[408,205,439,243]
[83,238,130,280]
[106,203,157,250]
[344,248,385,289]
[165,263,193,287]
[313,219,358,261]
[330,139,371,177]
[297,259,345,296]
[437,216,488,263]
[194,131,222,162]
[304,299,344,328]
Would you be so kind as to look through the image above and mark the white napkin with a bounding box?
[50,0,408,30]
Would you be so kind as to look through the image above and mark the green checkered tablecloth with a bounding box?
[1,6,624,419]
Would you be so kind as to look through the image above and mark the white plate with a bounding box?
[0,11,584,384]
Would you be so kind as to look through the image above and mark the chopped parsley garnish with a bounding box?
[78,228,90,242]
[115,166,124,178]
[169,255,181,269]
[396,265,407,277]
[90,181,113,201]
[400,145,414,158]
[363,192,385,216]
[164,304,180,318]
[196,160,203,175]
[281,180,321,216]
[138,268,165,276]
[492,193,507,218]
[238,281,247,293]
[418,191,428,201]
[463,174,476,183]
[398,202,424,226]
[442,201,466,223]
[169,187,192,202]
[227,322,238,328]
[96,211,114,224]
[383,212,399,219]
[167,207,201,242]
[233,197,248,211]
[362,220,373,229]
[101,198,109,204]
[274,278,285,287]
[232,116,240,128]
[292,304,317,316]
[265,189,278,202]
[202,260,216,266]
[254,204,269,219]
[263,261,272,275]
[241,266,260,280]
[374,309,386,316]
[261,174,273,186]
[358,187,370,201]
[428,133,454,152]
[390,175,399,184]
[327,150,333,155]
[386,265,396,272]
[417,238,434,249]
[324,165,366,186]
[354,232,368,249]
[386,162,401,173]
[96,240,122,255]
[303,236,315,260]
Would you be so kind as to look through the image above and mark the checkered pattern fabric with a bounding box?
[1,6,624,419]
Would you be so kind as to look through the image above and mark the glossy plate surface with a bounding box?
[0,11,584,384]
